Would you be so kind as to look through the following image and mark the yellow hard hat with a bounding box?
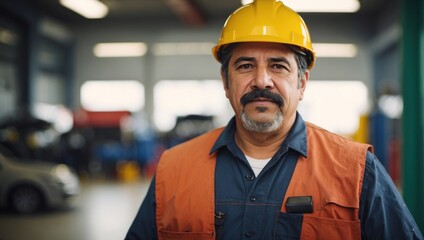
[212,0,316,69]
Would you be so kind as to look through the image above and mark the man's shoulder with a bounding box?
[306,122,366,144]
[305,121,372,152]
[158,128,224,169]
[165,127,224,154]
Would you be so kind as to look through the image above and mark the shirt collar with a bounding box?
[210,112,308,157]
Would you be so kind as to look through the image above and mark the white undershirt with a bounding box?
[245,155,272,177]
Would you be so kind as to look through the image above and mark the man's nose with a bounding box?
[251,66,274,89]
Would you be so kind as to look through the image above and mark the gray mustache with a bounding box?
[240,89,284,107]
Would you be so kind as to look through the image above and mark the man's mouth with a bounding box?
[246,98,275,105]
[250,97,275,102]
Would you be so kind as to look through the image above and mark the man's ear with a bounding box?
[299,70,309,101]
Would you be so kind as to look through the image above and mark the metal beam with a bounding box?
[163,0,207,27]
[401,0,424,231]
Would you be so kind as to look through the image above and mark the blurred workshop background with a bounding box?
[0,0,423,239]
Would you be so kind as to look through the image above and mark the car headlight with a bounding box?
[51,164,80,195]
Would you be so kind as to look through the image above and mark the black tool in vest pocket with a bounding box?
[285,196,313,213]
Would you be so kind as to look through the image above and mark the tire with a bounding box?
[9,185,44,214]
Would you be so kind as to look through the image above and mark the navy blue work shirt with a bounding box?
[125,113,423,239]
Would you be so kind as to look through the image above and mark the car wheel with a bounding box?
[9,185,43,214]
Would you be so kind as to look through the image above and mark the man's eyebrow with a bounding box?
[233,56,255,66]
[269,57,291,67]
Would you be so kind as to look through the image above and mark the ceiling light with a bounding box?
[313,43,357,58]
[152,42,215,56]
[241,0,360,13]
[93,42,147,57]
[60,0,109,19]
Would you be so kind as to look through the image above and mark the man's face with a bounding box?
[222,42,308,133]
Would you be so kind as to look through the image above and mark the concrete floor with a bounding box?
[0,178,151,240]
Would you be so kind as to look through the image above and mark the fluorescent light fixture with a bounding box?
[81,80,145,112]
[60,0,108,19]
[152,42,215,56]
[241,0,360,13]
[93,42,147,57]
[313,43,357,58]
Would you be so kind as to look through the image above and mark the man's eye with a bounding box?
[271,64,287,70]
[237,64,253,70]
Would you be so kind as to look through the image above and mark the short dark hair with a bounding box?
[218,43,239,88]
[218,43,309,88]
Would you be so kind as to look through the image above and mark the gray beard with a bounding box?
[240,109,283,133]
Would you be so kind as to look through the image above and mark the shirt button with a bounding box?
[245,231,254,238]
[250,196,256,201]
[246,174,254,180]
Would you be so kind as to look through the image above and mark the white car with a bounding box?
[0,149,80,213]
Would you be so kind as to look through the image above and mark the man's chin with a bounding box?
[245,113,276,123]
[240,111,284,133]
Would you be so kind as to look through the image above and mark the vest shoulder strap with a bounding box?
[155,128,223,237]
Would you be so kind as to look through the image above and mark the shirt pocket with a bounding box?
[273,212,303,240]
[158,230,214,240]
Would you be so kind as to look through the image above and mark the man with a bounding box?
[126,0,423,239]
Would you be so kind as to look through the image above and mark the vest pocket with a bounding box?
[158,230,215,240]
[274,212,361,240]
[301,215,361,240]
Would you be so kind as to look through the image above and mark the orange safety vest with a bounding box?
[155,123,372,240]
